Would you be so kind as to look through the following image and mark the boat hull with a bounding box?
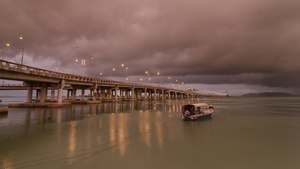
[182,113,212,121]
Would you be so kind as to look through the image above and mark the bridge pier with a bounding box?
[81,89,85,101]
[144,87,147,100]
[92,88,96,101]
[115,86,119,101]
[107,88,112,100]
[27,84,33,103]
[96,89,100,100]
[100,88,105,100]
[71,88,77,101]
[40,83,47,103]
[51,88,55,101]
[57,88,63,103]
[131,87,136,100]
[36,89,40,101]
[124,89,127,100]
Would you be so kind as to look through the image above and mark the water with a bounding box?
[1,97,300,169]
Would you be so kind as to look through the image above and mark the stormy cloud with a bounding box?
[1,0,300,91]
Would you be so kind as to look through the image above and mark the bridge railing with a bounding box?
[0,60,158,87]
[0,59,128,85]
[0,59,205,96]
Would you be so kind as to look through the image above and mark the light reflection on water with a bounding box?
[0,97,300,169]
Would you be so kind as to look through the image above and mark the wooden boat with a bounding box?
[181,103,213,121]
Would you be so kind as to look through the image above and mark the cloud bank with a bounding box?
[1,0,300,89]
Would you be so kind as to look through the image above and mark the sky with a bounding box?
[1,0,300,96]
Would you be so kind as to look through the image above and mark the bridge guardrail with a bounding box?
[0,59,206,96]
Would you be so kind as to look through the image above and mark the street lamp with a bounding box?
[2,43,10,59]
[145,71,151,83]
[73,59,79,74]
[76,46,85,77]
[111,68,116,80]
[126,67,128,81]
[121,64,128,81]
[20,37,24,64]
[157,72,160,86]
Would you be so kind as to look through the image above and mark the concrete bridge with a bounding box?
[0,59,220,107]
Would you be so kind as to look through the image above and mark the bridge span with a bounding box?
[0,59,222,107]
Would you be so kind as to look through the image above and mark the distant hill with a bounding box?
[241,92,299,97]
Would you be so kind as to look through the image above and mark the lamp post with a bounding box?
[73,59,79,74]
[157,72,160,86]
[126,67,128,81]
[145,70,151,84]
[2,43,10,59]
[20,37,24,64]
[111,68,116,80]
[76,46,85,77]
[121,64,126,81]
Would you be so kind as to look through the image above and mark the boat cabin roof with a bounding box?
[191,103,209,107]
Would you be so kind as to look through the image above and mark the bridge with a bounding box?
[0,59,224,107]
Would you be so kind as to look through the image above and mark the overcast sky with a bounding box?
[1,0,300,95]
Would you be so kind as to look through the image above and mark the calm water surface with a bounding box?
[1,97,300,169]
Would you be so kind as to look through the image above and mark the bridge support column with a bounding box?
[92,88,97,101]
[36,89,40,101]
[27,84,33,103]
[120,89,124,100]
[57,88,62,103]
[153,89,157,99]
[51,88,55,101]
[107,88,112,100]
[100,88,105,100]
[71,89,77,101]
[149,89,152,99]
[67,90,70,99]
[57,80,64,104]
[161,89,164,99]
[96,89,100,100]
[40,84,47,103]
[144,87,147,99]
[90,90,93,100]
[81,89,85,101]
[137,89,142,99]
[115,87,119,101]
[125,90,128,99]
[131,87,135,99]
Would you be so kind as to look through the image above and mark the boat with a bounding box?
[181,103,213,121]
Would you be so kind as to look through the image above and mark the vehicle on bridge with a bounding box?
[181,103,213,121]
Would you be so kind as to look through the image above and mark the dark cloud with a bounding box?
[1,0,300,89]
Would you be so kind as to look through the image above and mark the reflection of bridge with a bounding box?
[0,59,223,107]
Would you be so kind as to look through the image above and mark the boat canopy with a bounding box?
[191,103,209,107]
